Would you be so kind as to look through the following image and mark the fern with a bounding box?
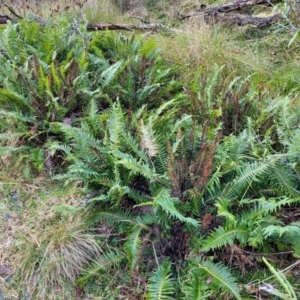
[182,273,212,300]
[125,225,144,271]
[200,226,249,251]
[140,119,159,158]
[149,189,198,227]
[100,60,124,88]
[146,261,176,300]
[263,224,300,238]
[195,260,241,300]
[77,249,124,286]
[223,160,272,200]
[107,101,124,150]
[87,210,137,226]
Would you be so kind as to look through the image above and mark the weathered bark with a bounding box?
[0,15,15,24]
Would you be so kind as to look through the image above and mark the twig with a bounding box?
[4,4,23,20]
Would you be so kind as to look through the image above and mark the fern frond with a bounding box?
[137,83,161,104]
[224,160,272,200]
[151,99,176,122]
[108,101,124,150]
[263,225,300,238]
[146,261,176,300]
[140,119,159,158]
[0,110,35,123]
[151,189,198,227]
[100,60,124,88]
[87,210,136,226]
[77,249,124,286]
[121,130,149,162]
[196,260,241,300]
[248,225,264,247]
[268,162,299,197]
[200,226,248,251]
[116,157,156,179]
[0,145,29,155]
[67,162,100,179]
[125,225,144,271]
[182,273,211,300]
[0,89,32,110]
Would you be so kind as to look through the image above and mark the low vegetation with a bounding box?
[1,0,300,299]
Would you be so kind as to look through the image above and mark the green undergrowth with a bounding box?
[1,1,300,299]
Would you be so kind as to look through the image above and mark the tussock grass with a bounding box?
[83,0,132,23]
[156,18,269,82]
[0,179,100,299]
[0,0,87,19]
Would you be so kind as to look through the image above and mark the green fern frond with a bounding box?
[125,225,144,271]
[108,102,124,150]
[248,225,264,247]
[291,239,300,257]
[216,133,250,164]
[137,83,161,104]
[200,226,248,251]
[182,273,211,300]
[204,65,224,109]
[151,189,198,227]
[263,224,300,238]
[287,130,300,159]
[107,184,129,206]
[121,130,149,162]
[116,157,156,179]
[146,261,176,300]
[196,260,241,300]
[0,145,29,155]
[259,196,297,213]
[67,162,100,179]
[135,213,157,226]
[77,249,124,286]
[277,96,299,138]
[100,60,124,88]
[128,188,152,204]
[87,210,136,226]
[151,99,176,122]
[0,110,35,123]
[0,89,32,110]
[224,160,272,200]
[268,162,299,197]
[215,198,236,222]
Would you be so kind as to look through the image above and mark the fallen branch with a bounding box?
[4,4,23,20]
[180,0,281,20]
[213,12,281,27]
[87,22,162,31]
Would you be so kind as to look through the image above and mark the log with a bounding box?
[87,22,162,32]
[0,15,14,24]
[211,13,281,27]
[180,0,281,20]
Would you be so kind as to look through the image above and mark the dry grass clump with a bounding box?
[0,0,88,19]
[83,0,131,23]
[157,18,269,82]
[0,0,133,23]
[0,180,100,299]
